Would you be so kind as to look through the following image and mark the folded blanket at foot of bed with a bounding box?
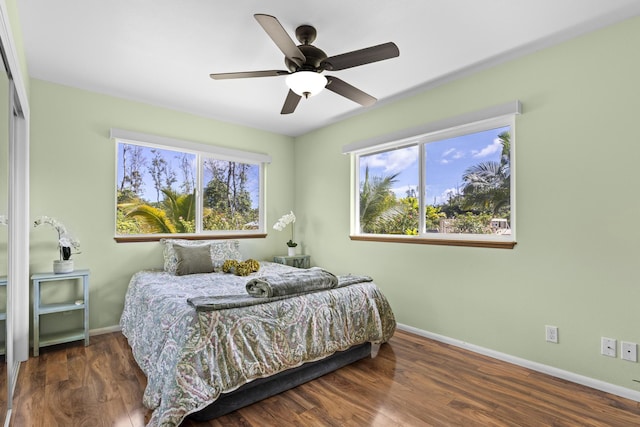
[245,267,338,297]
[188,274,373,311]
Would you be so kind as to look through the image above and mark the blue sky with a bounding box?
[117,144,195,203]
[360,126,510,205]
[117,144,260,207]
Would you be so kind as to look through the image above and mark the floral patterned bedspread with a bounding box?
[119,262,396,427]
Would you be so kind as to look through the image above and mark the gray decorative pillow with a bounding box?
[161,239,242,274]
[174,244,215,276]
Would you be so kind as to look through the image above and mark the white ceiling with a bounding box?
[16,0,640,136]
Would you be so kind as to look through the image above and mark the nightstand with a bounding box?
[32,269,90,356]
[273,254,311,269]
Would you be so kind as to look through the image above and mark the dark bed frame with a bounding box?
[189,342,372,420]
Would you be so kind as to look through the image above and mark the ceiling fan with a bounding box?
[210,14,400,114]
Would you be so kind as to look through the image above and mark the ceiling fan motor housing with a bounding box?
[284,25,327,72]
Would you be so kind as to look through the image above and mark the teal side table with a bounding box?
[273,255,311,269]
[32,269,90,356]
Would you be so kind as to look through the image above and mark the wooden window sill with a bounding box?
[350,235,516,249]
[115,234,267,243]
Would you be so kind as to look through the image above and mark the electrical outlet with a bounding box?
[621,341,638,362]
[545,325,558,343]
[601,337,617,357]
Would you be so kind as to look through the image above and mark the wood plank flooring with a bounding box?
[0,355,6,425]
[7,330,640,426]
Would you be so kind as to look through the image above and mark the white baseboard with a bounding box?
[89,324,122,336]
[397,323,640,403]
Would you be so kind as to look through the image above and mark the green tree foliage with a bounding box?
[425,205,446,232]
[203,160,256,230]
[461,131,510,216]
[359,166,399,233]
[116,190,145,234]
[159,188,195,232]
[123,189,195,234]
[399,195,419,235]
[202,209,258,231]
[366,196,418,235]
[203,160,252,215]
[451,212,492,234]
[116,208,143,235]
[125,204,177,234]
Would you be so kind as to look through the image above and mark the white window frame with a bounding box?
[111,129,271,241]
[345,102,520,249]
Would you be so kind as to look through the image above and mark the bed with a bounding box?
[120,240,396,427]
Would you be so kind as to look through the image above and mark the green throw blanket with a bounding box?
[188,273,373,312]
[246,267,338,298]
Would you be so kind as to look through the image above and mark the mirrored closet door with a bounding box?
[0,2,31,423]
[0,48,8,423]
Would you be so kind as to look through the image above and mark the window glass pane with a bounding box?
[116,138,265,238]
[359,145,419,235]
[116,143,196,235]
[202,158,260,231]
[424,126,511,235]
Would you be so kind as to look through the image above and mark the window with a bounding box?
[346,102,519,248]
[112,129,269,240]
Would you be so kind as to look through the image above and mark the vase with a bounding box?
[53,259,74,274]
[287,247,296,256]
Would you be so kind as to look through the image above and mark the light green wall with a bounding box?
[294,16,640,391]
[29,79,294,330]
[27,15,640,393]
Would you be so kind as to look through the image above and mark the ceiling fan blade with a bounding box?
[321,42,399,71]
[325,76,376,107]
[254,14,306,68]
[281,89,302,114]
[210,70,289,80]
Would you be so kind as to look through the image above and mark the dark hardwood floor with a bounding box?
[7,330,640,426]
[1,355,6,425]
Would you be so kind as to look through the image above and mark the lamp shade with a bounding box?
[286,71,327,98]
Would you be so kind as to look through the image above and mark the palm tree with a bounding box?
[123,204,177,234]
[461,132,510,215]
[160,188,195,227]
[359,166,399,232]
[125,188,195,233]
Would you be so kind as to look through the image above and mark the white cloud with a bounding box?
[440,147,465,163]
[363,146,418,174]
[472,138,502,158]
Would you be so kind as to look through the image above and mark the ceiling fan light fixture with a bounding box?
[286,71,327,98]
